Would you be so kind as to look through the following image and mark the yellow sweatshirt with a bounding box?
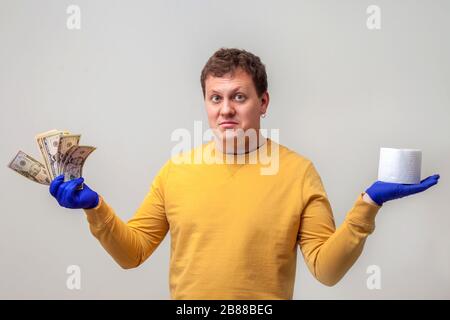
[84,138,381,299]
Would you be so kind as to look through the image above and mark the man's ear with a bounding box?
[260,91,269,113]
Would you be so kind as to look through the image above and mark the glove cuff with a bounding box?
[85,193,100,209]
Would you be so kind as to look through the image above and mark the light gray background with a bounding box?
[1,0,449,299]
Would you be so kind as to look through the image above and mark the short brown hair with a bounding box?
[200,48,268,98]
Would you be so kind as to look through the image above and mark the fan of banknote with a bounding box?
[7,129,96,186]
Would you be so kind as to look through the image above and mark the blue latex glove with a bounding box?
[365,174,440,206]
[49,174,99,209]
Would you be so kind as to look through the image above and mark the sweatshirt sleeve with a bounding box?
[83,161,171,269]
[298,162,381,286]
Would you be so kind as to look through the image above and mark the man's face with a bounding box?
[204,68,269,141]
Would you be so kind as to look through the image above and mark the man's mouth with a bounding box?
[219,121,238,128]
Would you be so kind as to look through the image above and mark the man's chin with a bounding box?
[214,127,243,141]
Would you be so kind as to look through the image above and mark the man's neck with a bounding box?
[214,131,267,155]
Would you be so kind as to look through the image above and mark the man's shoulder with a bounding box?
[274,140,313,167]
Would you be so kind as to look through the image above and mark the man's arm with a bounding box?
[298,162,439,286]
[83,161,171,269]
[298,162,381,286]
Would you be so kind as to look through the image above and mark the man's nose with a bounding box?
[220,99,236,116]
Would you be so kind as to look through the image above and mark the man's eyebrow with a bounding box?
[209,87,246,95]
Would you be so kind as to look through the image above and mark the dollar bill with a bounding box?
[35,129,59,177]
[43,132,63,179]
[35,130,70,179]
[11,130,95,187]
[61,145,96,182]
[8,151,51,185]
[56,134,81,175]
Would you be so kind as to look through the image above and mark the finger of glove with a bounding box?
[401,177,439,196]
[49,174,64,197]
[56,180,72,202]
[62,178,84,201]
[420,175,440,184]
[60,178,84,207]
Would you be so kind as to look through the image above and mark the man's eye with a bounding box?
[211,95,221,103]
[235,94,246,102]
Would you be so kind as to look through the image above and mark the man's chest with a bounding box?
[164,164,303,240]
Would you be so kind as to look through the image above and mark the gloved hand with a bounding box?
[49,174,99,209]
[365,174,440,206]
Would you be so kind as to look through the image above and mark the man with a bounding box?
[49,48,440,299]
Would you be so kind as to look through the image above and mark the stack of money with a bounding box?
[7,129,96,186]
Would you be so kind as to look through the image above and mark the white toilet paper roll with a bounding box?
[378,148,422,184]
